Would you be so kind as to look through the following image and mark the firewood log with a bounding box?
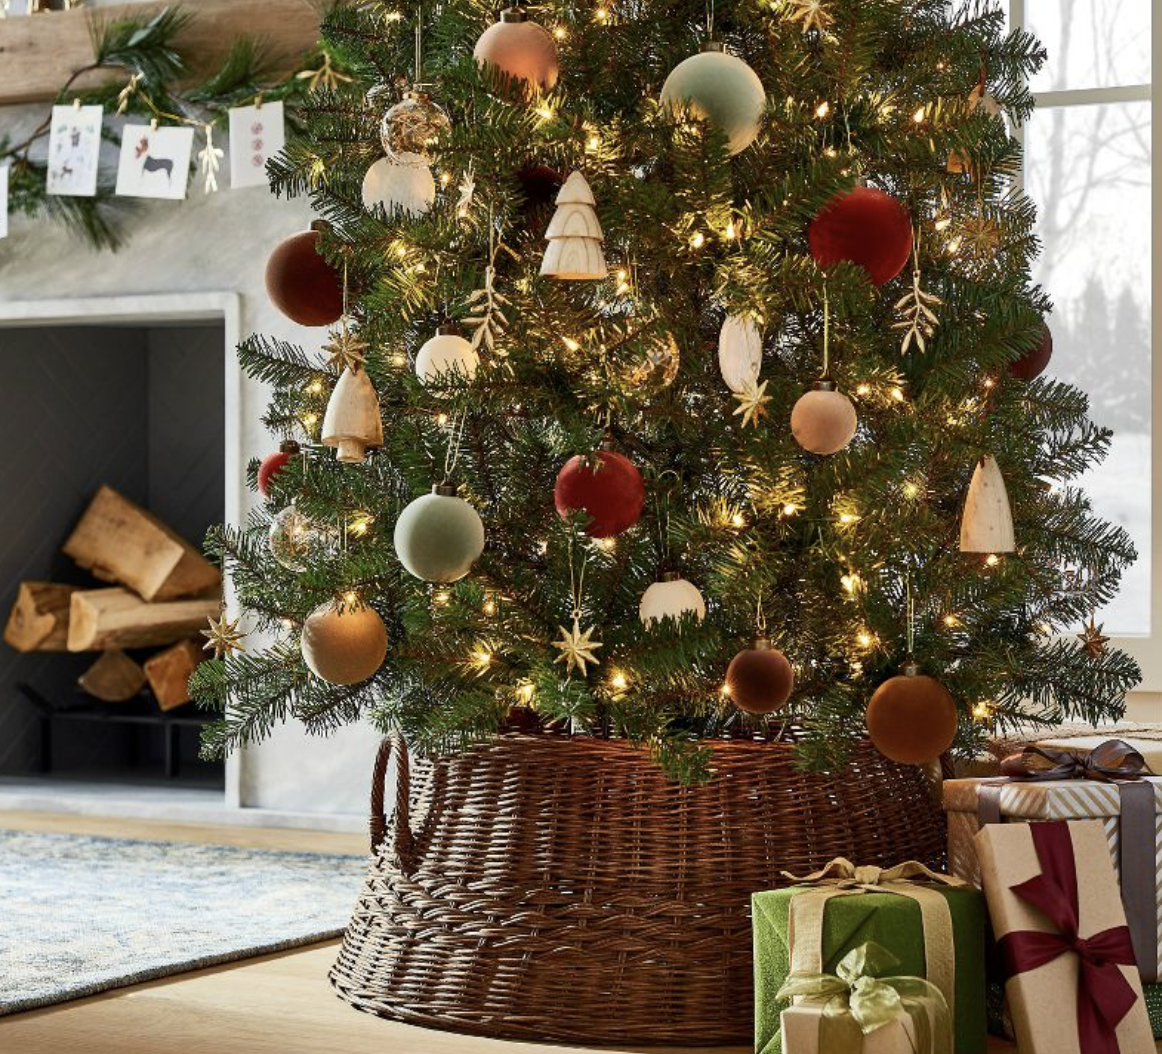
[144,639,207,711]
[77,649,147,703]
[67,588,220,652]
[3,582,77,652]
[62,485,221,601]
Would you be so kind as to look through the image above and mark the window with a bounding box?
[1012,1,1154,662]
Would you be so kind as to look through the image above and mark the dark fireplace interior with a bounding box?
[0,321,225,787]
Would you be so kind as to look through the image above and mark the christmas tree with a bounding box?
[193,0,1141,781]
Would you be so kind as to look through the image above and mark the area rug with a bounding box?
[0,829,365,1015]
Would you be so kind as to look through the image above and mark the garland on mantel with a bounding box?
[0,5,351,250]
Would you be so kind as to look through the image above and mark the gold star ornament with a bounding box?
[1077,616,1110,659]
[783,0,834,33]
[323,322,370,372]
[202,614,247,660]
[733,378,771,429]
[553,617,603,676]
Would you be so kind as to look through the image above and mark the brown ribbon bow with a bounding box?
[999,739,1151,783]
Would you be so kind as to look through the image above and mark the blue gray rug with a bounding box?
[0,829,365,1015]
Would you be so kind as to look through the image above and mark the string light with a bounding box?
[349,513,374,536]
[855,383,871,396]
[534,104,555,121]
[553,24,567,39]
[594,5,609,21]
[436,412,449,426]
[434,590,451,606]
[586,133,600,151]
[307,379,324,395]
[856,630,874,649]
[912,106,926,124]
[724,220,737,240]
[815,100,831,119]
[782,503,798,517]
[972,701,993,721]
[838,511,859,525]
[483,597,497,616]
[943,614,961,628]
[730,511,747,528]
[342,590,358,605]
[934,216,952,232]
[902,481,920,499]
[610,670,628,691]
[439,170,452,186]
[719,682,731,699]
[840,572,862,593]
[982,376,996,390]
[392,352,407,368]
[890,387,906,403]
[301,412,319,429]
[595,537,616,552]
[985,553,1001,568]
[689,231,705,249]
[518,682,535,702]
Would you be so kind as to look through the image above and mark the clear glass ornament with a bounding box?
[268,504,319,572]
[379,91,451,164]
[627,331,680,389]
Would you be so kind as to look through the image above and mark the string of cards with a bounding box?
[0,100,287,240]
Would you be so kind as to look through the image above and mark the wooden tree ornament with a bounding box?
[322,366,384,463]
[540,171,607,280]
[959,455,1015,553]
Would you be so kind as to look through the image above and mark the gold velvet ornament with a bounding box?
[791,379,858,455]
[865,661,958,764]
[301,599,388,686]
[473,7,559,96]
[725,638,794,714]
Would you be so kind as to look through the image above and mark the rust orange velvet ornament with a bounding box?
[808,187,913,287]
[725,638,794,715]
[554,448,644,538]
[865,661,958,764]
[258,440,300,498]
[1009,321,1053,381]
[264,224,345,327]
[473,8,559,95]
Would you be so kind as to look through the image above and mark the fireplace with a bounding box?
[0,317,227,787]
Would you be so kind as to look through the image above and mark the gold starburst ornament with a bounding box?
[1077,616,1110,659]
[782,0,834,33]
[324,320,370,372]
[202,613,247,659]
[732,378,771,428]
[553,617,603,676]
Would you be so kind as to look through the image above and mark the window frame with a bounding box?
[1009,0,1159,689]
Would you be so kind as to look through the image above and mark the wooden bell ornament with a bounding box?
[540,171,607,280]
[959,455,1015,553]
[322,367,384,464]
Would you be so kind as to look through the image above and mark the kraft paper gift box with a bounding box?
[943,770,1162,986]
[780,1000,935,1054]
[974,819,1154,1054]
[752,861,986,1054]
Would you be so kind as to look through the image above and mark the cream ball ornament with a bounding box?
[639,572,707,627]
[791,379,858,456]
[362,154,436,217]
[659,42,766,156]
[393,483,486,583]
[301,599,389,686]
[415,324,479,386]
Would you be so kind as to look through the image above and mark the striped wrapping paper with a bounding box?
[942,776,1162,984]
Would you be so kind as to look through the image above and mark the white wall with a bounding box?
[0,15,380,815]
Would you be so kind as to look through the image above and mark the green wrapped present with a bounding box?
[753,858,987,1054]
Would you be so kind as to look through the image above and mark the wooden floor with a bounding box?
[0,811,1149,1054]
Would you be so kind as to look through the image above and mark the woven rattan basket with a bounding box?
[330,731,946,1045]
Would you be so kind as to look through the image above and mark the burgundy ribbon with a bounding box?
[997,822,1139,1054]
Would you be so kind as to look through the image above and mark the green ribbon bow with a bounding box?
[776,942,952,1054]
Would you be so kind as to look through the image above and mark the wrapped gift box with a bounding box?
[781,1001,934,1054]
[975,819,1154,1053]
[943,774,1162,984]
[753,883,986,1054]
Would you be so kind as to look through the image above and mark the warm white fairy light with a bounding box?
[610,670,628,691]
[553,25,567,39]
[985,553,1001,568]
[890,387,906,403]
[307,379,324,395]
[483,597,497,616]
[815,100,831,119]
[782,503,798,517]
[689,231,706,249]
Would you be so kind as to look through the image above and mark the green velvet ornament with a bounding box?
[659,42,766,156]
[393,484,485,583]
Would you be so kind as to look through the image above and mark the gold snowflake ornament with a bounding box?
[732,378,771,428]
[553,617,603,676]
[202,614,247,660]
[1077,616,1110,659]
[783,0,834,33]
[324,322,370,372]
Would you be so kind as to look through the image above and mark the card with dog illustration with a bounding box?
[46,105,103,197]
[228,101,285,189]
[115,124,194,200]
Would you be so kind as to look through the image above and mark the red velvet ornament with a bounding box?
[258,440,301,498]
[808,187,913,287]
[865,662,958,764]
[1009,322,1053,381]
[554,450,645,538]
[725,639,794,715]
[264,226,345,327]
[515,164,564,213]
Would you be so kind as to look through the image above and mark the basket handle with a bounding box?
[369,733,415,871]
